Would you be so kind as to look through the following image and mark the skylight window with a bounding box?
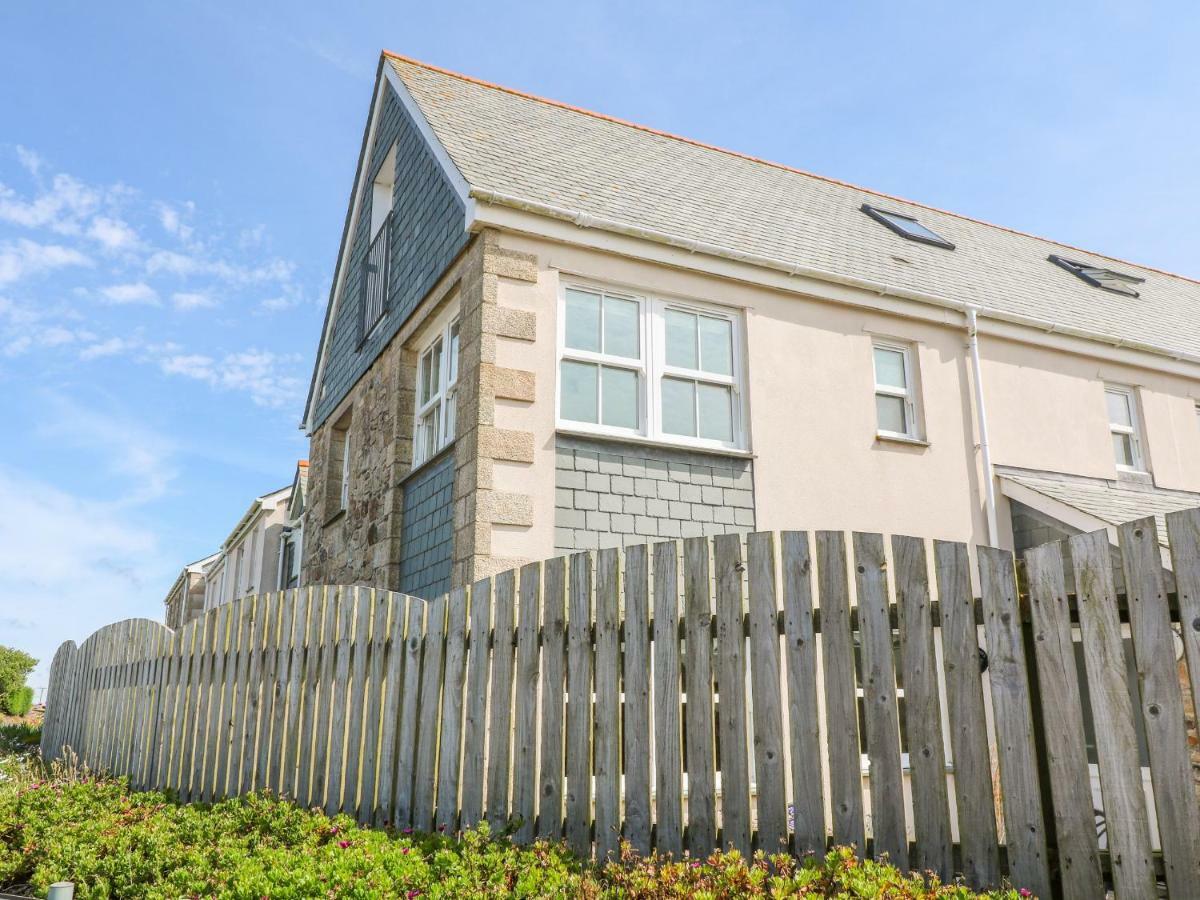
[1048,255,1144,297]
[861,204,955,250]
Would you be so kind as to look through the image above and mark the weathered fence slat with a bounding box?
[325,589,354,815]
[622,543,652,855]
[853,531,907,869]
[269,591,299,797]
[1166,507,1200,768]
[1024,542,1104,900]
[1068,530,1157,900]
[394,594,425,828]
[1119,518,1200,894]
[651,540,684,857]
[978,547,1051,898]
[746,532,787,855]
[374,593,405,826]
[296,588,325,808]
[436,587,469,833]
[359,589,389,821]
[565,552,593,859]
[683,536,718,856]
[486,570,516,830]
[933,540,999,889]
[200,605,231,802]
[537,558,567,842]
[892,535,952,882]
[460,579,491,829]
[413,593,448,833]
[593,548,621,860]
[714,533,751,859]
[781,531,825,856]
[309,589,338,810]
[341,588,373,814]
[816,530,865,853]
[512,563,542,844]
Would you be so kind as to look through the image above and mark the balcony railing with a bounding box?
[361,214,390,340]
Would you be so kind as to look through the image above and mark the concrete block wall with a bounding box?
[554,435,755,553]
[398,448,456,599]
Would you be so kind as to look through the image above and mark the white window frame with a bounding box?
[872,339,921,440]
[413,307,461,467]
[1106,384,1145,472]
[555,281,747,451]
[337,427,352,512]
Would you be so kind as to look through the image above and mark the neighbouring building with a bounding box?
[200,484,292,612]
[300,51,1200,600]
[163,552,219,629]
[277,460,309,591]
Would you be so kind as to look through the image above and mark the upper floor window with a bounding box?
[327,410,352,517]
[557,285,744,450]
[873,340,922,440]
[861,204,955,250]
[413,310,461,466]
[361,147,396,342]
[1106,384,1145,471]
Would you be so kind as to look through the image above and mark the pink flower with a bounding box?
[402,827,413,835]
[1019,890,1033,898]
[338,840,350,849]
[437,824,446,832]
[401,847,411,855]
[406,892,421,899]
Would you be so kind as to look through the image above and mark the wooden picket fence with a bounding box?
[40,510,1200,898]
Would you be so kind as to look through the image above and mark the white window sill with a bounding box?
[556,426,753,459]
[875,432,930,448]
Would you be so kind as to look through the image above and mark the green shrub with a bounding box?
[2,687,32,719]
[0,775,1027,899]
[0,647,34,716]
[0,722,40,758]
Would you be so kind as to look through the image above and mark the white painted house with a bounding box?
[201,484,292,612]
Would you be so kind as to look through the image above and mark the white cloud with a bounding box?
[145,248,294,285]
[171,291,216,311]
[100,281,159,305]
[79,336,138,360]
[3,335,32,357]
[15,146,43,177]
[87,215,139,251]
[0,173,101,233]
[157,201,195,242]
[0,238,91,285]
[159,347,302,409]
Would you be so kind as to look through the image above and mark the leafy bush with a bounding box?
[0,723,39,759]
[0,647,35,716]
[0,774,1027,899]
[2,687,32,719]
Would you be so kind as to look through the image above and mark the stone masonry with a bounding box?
[554,434,755,553]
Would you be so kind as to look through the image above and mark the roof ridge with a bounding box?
[381,49,1200,288]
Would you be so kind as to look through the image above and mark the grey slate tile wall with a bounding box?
[398,448,456,599]
[554,435,755,553]
[313,85,469,429]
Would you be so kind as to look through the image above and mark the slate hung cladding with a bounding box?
[302,51,1200,608]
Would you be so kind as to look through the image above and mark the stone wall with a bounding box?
[554,435,755,553]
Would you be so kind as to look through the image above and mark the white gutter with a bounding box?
[966,306,1000,547]
[471,189,1200,370]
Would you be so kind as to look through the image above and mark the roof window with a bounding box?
[861,204,955,250]
[1048,254,1143,297]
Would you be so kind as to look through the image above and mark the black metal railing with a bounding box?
[360,214,390,340]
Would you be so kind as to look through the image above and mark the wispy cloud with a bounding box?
[171,291,216,311]
[160,348,303,408]
[100,281,159,305]
[0,238,91,285]
[87,215,139,251]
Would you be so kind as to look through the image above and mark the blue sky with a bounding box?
[2,0,1198,690]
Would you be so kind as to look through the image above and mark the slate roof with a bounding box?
[1001,471,1200,546]
[386,52,1200,363]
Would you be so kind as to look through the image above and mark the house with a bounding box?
[163,552,219,628]
[201,484,293,611]
[300,51,1200,598]
[277,460,309,591]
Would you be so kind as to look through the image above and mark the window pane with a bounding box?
[661,377,696,436]
[876,394,908,434]
[874,346,907,390]
[1113,432,1134,467]
[699,316,733,375]
[444,389,457,443]
[601,366,638,429]
[603,296,640,359]
[447,321,460,384]
[423,407,440,459]
[419,348,433,406]
[1107,390,1132,427]
[698,383,733,442]
[561,360,599,423]
[665,309,698,369]
[565,289,601,352]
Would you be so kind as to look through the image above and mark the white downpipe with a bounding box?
[966,306,1000,547]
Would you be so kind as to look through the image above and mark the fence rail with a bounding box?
[41,510,1200,897]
